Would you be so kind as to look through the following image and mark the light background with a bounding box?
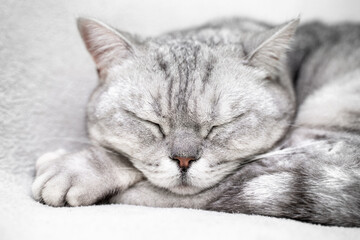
[77,0,360,35]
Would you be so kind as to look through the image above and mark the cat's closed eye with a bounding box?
[124,110,165,138]
[205,125,219,139]
[147,121,166,138]
[206,113,246,139]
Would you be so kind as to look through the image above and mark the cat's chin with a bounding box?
[166,184,204,195]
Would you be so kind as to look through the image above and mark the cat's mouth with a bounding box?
[165,174,205,195]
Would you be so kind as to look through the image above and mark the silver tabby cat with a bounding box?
[32,17,360,227]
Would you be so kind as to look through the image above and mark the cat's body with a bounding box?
[32,18,360,227]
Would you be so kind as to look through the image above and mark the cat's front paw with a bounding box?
[32,148,122,207]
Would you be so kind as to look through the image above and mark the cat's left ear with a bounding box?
[244,18,300,76]
[77,17,135,73]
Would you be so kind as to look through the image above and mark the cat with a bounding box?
[32,17,360,227]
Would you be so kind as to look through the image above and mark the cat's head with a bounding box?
[78,17,298,195]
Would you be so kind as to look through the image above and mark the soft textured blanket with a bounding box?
[1,1,359,239]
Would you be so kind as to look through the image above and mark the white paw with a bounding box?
[32,149,118,207]
[34,149,67,176]
[110,181,154,206]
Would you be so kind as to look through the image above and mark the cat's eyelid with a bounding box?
[124,109,166,137]
[232,112,246,121]
[216,112,247,126]
[205,112,246,139]
[205,124,220,139]
[145,120,166,137]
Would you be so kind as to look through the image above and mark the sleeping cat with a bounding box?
[32,17,360,227]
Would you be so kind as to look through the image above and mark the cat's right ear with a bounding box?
[77,18,134,73]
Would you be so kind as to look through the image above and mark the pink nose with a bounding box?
[172,156,196,169]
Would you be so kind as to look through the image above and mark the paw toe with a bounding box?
[66,186,92,207]
[32,170,56,201]
[41,175,71,207]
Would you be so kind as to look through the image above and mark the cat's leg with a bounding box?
[32,147,143,207]
[204,136,360,226]
[110,181,216,209]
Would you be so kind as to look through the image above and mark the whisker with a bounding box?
[251,140,327,160]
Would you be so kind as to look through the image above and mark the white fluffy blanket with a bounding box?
[1,1,359,239]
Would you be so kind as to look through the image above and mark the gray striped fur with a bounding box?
[32,18,360,227]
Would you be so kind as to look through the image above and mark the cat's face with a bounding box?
[79,18,297,195]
